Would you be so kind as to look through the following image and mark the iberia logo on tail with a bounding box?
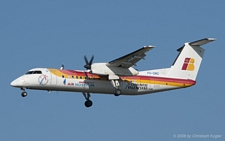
[182,58,195,71]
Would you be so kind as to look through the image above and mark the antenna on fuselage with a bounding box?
[60,64,64,70]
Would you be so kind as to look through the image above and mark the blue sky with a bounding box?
[1,0,224,140]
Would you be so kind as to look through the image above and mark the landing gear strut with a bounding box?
[82,92,93,108]
[21,88,27,97]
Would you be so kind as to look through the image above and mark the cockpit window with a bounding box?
[25,71,42,75]
[25,71,33,74]
[33,71,42,74]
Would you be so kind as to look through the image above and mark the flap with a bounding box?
[108,74,120,80]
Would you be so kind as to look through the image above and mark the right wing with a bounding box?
[107,46,154,68]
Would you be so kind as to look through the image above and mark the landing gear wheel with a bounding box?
[114,89,121,96]
[21,92,27,97]
[82,92,93,107]
[84,100,93,108]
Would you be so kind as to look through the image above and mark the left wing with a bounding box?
[107,46,154,68]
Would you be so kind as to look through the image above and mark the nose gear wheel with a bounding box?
[21,92,27,97]
[21,88,27,97]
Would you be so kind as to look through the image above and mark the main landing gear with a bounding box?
[114,89,122,96]
[82,92,93,108]
[21,88,27,97]
[111,80,122,96]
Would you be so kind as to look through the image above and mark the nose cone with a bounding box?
[10,76,25,87]
[10,79,18,87]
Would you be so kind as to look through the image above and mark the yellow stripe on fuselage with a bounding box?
[123,78,193,87]
[48,69,66,77]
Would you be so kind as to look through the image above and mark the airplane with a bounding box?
[10,38,215,107]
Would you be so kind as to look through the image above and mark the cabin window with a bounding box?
[62,75,64,78]
[80,76,82,79]
[72,76,74,79]
[76,76,78,79]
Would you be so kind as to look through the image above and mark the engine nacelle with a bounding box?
[91,63,138,76]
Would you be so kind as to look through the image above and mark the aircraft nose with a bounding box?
[10,76,29,87]
[10,79,18,87]
[10,77,24,87]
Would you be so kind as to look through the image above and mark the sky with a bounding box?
[0,0,224,140]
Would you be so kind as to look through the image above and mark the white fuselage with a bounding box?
[11,68,195,95]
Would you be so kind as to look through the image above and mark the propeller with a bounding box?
[84,55,94,70]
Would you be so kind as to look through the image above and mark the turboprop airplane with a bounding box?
[10,38,215,107]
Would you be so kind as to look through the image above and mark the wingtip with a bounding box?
[143,45,155,49]
[207,38,216,41]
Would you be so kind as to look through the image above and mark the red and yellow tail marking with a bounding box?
[182,58,195,71]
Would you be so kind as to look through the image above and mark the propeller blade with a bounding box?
[84,55,94,70]
[84,55,89,65]
[90,55,94,65]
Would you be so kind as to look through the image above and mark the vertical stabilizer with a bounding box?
[169,38,215,80]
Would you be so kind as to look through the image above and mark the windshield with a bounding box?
[25,71,42,75]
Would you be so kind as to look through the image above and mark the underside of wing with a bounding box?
[107,46,154,68]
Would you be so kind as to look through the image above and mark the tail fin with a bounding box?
[169,38,215,80]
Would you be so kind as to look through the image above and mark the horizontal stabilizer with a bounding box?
[177,38,216,52]
[189,38,216,46]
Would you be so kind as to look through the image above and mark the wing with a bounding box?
[107,46,154,68]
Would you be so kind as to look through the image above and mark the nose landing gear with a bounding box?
[21,88,27,97]
[21,92,27,97]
